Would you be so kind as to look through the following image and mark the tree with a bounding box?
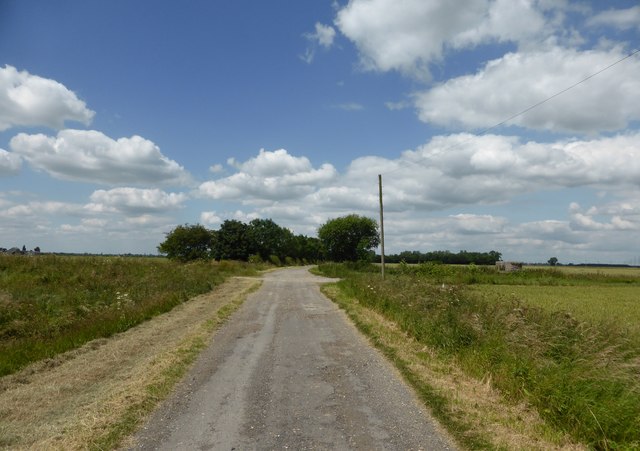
[213,219,252,261]
[247,218,294,261]
[318,214,380,262]
[157,224,215,262]
[548,257,558,266]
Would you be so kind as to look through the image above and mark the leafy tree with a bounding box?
[213,219,252,261]
[157,224,215,262]
[548,257,558,266]
[291,235,324,262]
[248,218,294,261]
[318,214,380,262]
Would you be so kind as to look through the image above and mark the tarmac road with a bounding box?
[129,267,456,450]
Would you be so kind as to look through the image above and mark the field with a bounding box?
[0,254,260,377]
[317,262,640,450]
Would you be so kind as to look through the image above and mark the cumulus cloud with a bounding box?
[587,6,640,30]
[0,148,21,175]
[334,0,550,77]
[88,188,187,215]
[0,65,94,131]
[414,46,640,133]
[200,211,222,226]
[194,133,640,254]
[10,129,191,186]
[199,149,336,201]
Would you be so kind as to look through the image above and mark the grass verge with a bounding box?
[318,263,640,449]
[0,277,261,450]
[320,283,580,450]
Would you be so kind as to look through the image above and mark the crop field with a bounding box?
[473,284,640,334]
[318,262,640,449]
[0,254,259,377]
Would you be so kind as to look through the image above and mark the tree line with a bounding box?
[158,214,500,266]
[379,249,502,265]
[157,214,381,264]
[158,219,324,264]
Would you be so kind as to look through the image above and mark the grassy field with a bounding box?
[0,254,260,377]
[318,262,640,450]
[473,284,640,334]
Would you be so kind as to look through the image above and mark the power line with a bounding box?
[382,47,640,176]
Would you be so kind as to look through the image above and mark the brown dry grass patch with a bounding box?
[0,277,261,450]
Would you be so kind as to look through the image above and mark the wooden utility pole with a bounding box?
[378,174,385,280]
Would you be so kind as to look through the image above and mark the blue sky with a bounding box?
[1,0,640,263]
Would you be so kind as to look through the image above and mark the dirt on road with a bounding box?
[127,267,457,450]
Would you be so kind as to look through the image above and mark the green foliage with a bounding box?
[213,219,251,261]
[248,218,294,261]
[0,255,258,376]
[316,263,640,449]
[548,256,559,266]
[157,224,215,262]
[318,214,380,262]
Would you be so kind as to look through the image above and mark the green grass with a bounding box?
[0,254,260,377]
[317,263,640,450]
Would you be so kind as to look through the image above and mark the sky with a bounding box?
[1,0,640,263]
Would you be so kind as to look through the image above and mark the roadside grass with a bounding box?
[317,263,640,450]
[88,282,259,451]
[0,276,261,450]
[0,255,261,377]
[320,284,578,450]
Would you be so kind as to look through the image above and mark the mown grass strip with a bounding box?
[88,281,261,450]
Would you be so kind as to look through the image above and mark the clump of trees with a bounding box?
[317,214,380,262]
[158,214,500,267]
[158,219,323,263]
[382,249,502,265]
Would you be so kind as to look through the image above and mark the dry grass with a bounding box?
[0,277,261,450]
[321,284,585,450]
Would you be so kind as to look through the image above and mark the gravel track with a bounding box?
[129,267,456,450]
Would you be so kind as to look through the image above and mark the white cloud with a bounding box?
[301,22,336,64]
[310,22,336,48]
[199,149,337,201]
[414,46,640,133]
[10,129,191,186]
[89,188,187,215]
[334,0,550,78]
[200,211,222,226]
[0,65,94,131]
[0,148,21,175]
[190,131,640,260]
[587,6,640,30]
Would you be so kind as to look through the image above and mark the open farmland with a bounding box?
[0,255,259,377]
[473,284,640,335]
[317,262,640,450]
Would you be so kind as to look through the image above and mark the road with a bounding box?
[129,267,456,450]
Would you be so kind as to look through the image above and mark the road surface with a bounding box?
[129,267,456,450]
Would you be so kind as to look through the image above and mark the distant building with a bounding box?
[496,261,523,272]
